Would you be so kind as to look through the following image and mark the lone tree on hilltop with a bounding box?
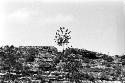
[54,27,71,52]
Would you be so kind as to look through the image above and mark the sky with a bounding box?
[0,0,125,55]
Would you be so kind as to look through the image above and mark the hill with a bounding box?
[0,45,124,83]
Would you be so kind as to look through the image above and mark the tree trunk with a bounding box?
[62,44,64,53]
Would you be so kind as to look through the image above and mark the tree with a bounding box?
[54,27,71,51]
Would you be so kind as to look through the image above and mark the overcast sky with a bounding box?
[0,0,125,55]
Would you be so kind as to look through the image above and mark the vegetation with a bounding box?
[0,45,124,83]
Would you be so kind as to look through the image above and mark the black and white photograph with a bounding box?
[0,0,125,83]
